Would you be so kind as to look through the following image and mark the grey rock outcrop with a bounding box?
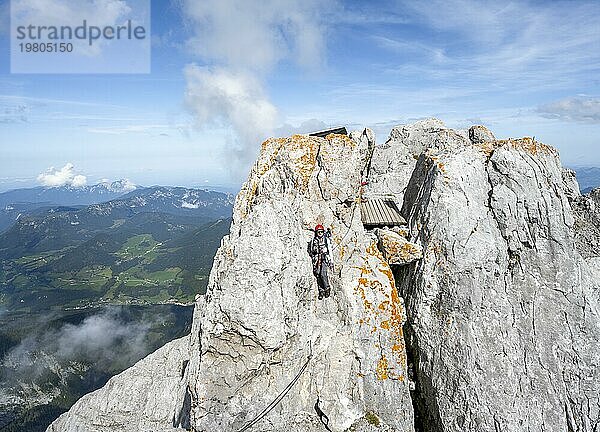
[364,118,470,203]
[398,134,600,431]
[48,120,600,432]
[374,228,423,266]
[179,132,414,431]
[571,188,600,259]
[467,125,495,144]
[48,336,190,432]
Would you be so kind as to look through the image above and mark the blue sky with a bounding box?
[0,0,599,192]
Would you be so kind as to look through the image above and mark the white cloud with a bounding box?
[538,97,600,123]
[37,163,88,187]
[181,0,331,178]
[2,308,156,381]
[184,66,278,171]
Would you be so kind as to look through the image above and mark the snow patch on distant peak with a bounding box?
[97,179,137,193]
[181,201,199,209]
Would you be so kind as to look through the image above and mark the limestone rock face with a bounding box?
[365,118,468,203]
[399,135,600,431]
[47,336,190,432]
[181,132,414,432]
[374,228,423,266]
[572,188,600,259]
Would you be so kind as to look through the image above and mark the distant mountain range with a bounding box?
[0,182,235,233]
[0,183,233,431]
[572,167,600,194]
[0,180,136,232]
[0,180,136,208]
[0,186,234,311]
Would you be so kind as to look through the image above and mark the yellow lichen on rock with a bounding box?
[376,229,423,265]
[355,243,408,382]
[236,134,321,219]
[473,140,497,157]
[474,137,559,158]
[505,137,559,157]
[376,355,389,381]
[285,134,319,190]
[326,133,356,149]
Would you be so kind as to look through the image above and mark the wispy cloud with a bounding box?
[181,0,332,177]
[2,308,155,384]
[87,123,189,135]
[378,0,600,92]
[538,96,600,123]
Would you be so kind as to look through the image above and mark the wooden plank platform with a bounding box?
[361,199,406,227]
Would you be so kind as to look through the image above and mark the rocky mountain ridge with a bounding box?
[0,180,137,208]
[47,119,600,432]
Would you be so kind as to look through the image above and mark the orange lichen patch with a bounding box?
[354,248,407,382]
[339,245,348,259]
[355,273,377,313]
[355,263,372,276]
[475,137,559,158]
[506,137,558,157]
[237,135,320,218]
[391,343,404,354]
[403,242,419,254]
[366,242,384,260]
[396,227,408,237]
[376,355,389,381]
[332,231,349,260]
[284,134,319,190]
[257,137,286,175]
[429,155,447,174]
[473,140,497,157]
[236,137,286,218]
[379,265,395,291]
[379,233,423,264]
[326,133,356,148]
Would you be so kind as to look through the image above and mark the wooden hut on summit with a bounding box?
[308,126,348,137]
